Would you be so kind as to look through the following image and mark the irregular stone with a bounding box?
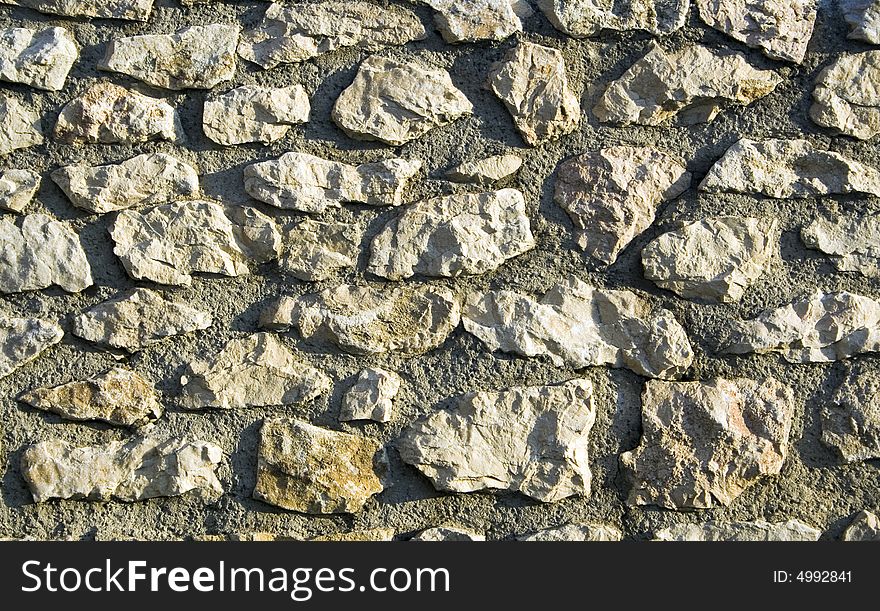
[0,95,42,155]
[21,436,223,503]
[254,417,386,514]
[0,214,92,293]
[398,379,595,503]
[721,290,880,362]
[554,147,691,264]
[699,138,880,198]
[696,0,817,63]
[593,43,781,126]
[518,523,623,541]
[53,82,180,145]
[802,212,880,276]
[842,0,880,44]
[820,364,880,462]
[486,42,580,146]
[446,154,522,183]
[842,510,880,541]
[538,0,689,37]
[244,152,420,213]
[0,169,39,213]
[51,153,199,214]
[312,529,395,542]
[462,277,694,379]
[203,84,310,146]
[655,520,821,541]
[278,219,361,281]
[180,333,331,410]
[4,0,154,21]
[98,24,238,90]
[238,2,426,69]
[0,317,63,379]
[19,367,162,427]
[642,216,778,303]
[340,367,402,423]
[110,200,281,286]
[332,55,473,146]
[262,284,460,356]
[411,526,485,541]
[810,51,880,140]
[621,377,794,509]
[0,27,77,91]
[72,287,212,352]
[368,189,535,280]
[424,0,522,43]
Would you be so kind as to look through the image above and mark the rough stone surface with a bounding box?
[0,169,39,213]
[462,276,694,379]
[203,84,310,146]
[4,0,154,20]
[842,0,880,44]
[51,153,200,214]
[642,216,778,303]
[0,95,42,155]
[253,417,386,514]
[802,212,880,276]
[593,43,780,126]
[339,367,402,423]
[179,333,331,410]
[842,510,880,541]
[238,2,426,69]
[0,317,63,379]
[332,55,473,146]
[554,146,691,264]
[538,0,689,37]
[721,290,880,363]
[411,526,485,541]
[311,528,395,542]
[424,0,522,43]
[244,152,420,213]
[19,367,162,428]
[98,24,238,90]
[810,51,880,140]
[278,219,361,281]
[262,284,460,356]
[696,0,817,63]
[517,523,623,541]
[820,364,880,463]
[110,200,281,286]
[72,288,212,353]
[0,214,93,293]
[621,377,794,510]
[367,189,535,280]
[0,26,77,91]
[21,436,223,503]
[446,154,522,183]
[654,520,821,541]
[700,138,880,198]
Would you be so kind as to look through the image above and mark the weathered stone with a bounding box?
[110,200,281,286]
[399,379,595,503]
[4,0,154,21]
[278,219,361,281]
[594,43,780,126]
[655,520,821,541]
[53,83,180,145]
[238,2,426,69]
[802,212,880,276]
[518,523,623,541]
[463,277,694,379]
[446,154,522,183]
[0,317,63,379]
[842,510,880,541]
[368,189,535,280]
[0,27,77,91]
[254,417,386,514]
[332,55,473,146]
[721,291,880,362]
[810,51,880,140]
[20,367,162,427]
[538,0,689,37]
[696,0,817,63]
[486,42,580,146]
[180,333,331,410]
[244,152,420,213]
[52,153,199,214]
[262,284,460,356]
[699,138,880,198]
[842,0,880,44]
[554,147,691,264]
[0,214,92,293]
[203,85,310,146]
[72,287,212,352]
[21,436,223,503]
[0,169,39,213]
[411,526,485,541]
[312,528,395,541]
[0,95,42,155]
[820,364,880,462]
[424,0,522,43]
[98,24,238,90]
[340,367,402,423]
[642,217,778,303]
[621,377,794,509]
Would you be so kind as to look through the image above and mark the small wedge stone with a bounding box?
[278,219,361,281]
[0,316,63,379]
[842,510,880,541]
[0,26,77,91]
[446,154,522,183]
[339,367,402,423]
[203,84,310,145]
[0,169,39,213]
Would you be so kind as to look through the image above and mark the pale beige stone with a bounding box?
[821,364,880,462]
[0,95,42,155]
[424,0,522,43]
[446,154,522,183]
[0,169,39,213]
[411,526,485,541]
[4,0,154,20]
[0,317,63,379]
[278,219,361,281]
[842,0,880,44]
[811,51,880,140]
[802,212,880,276]
[842,510,880,541]
[538,0,689,37]
[203,84,310,145]
[340,367,401,423]
[0,26,77,91]
[518,523,623,541]
[655,520,821,541]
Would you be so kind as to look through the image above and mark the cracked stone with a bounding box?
[0,169,39,213]
[339,367,402,423]
[278,219,361,281]
[842,0,880,44]
[518,523,623,541]
[810,51,880,140]
[820,364,880,462]
[4,0,154,20]
[446,154,522,183]
[411,526,485,541]
[203,84,310,145]
[424,0,522,43]
[0,95,42,155]
[0,26,77,91]
[655,520,821,541]
[842,510,880,540]
[802,211,880,276]
[538,0,689,37]
[0,317,63,379]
